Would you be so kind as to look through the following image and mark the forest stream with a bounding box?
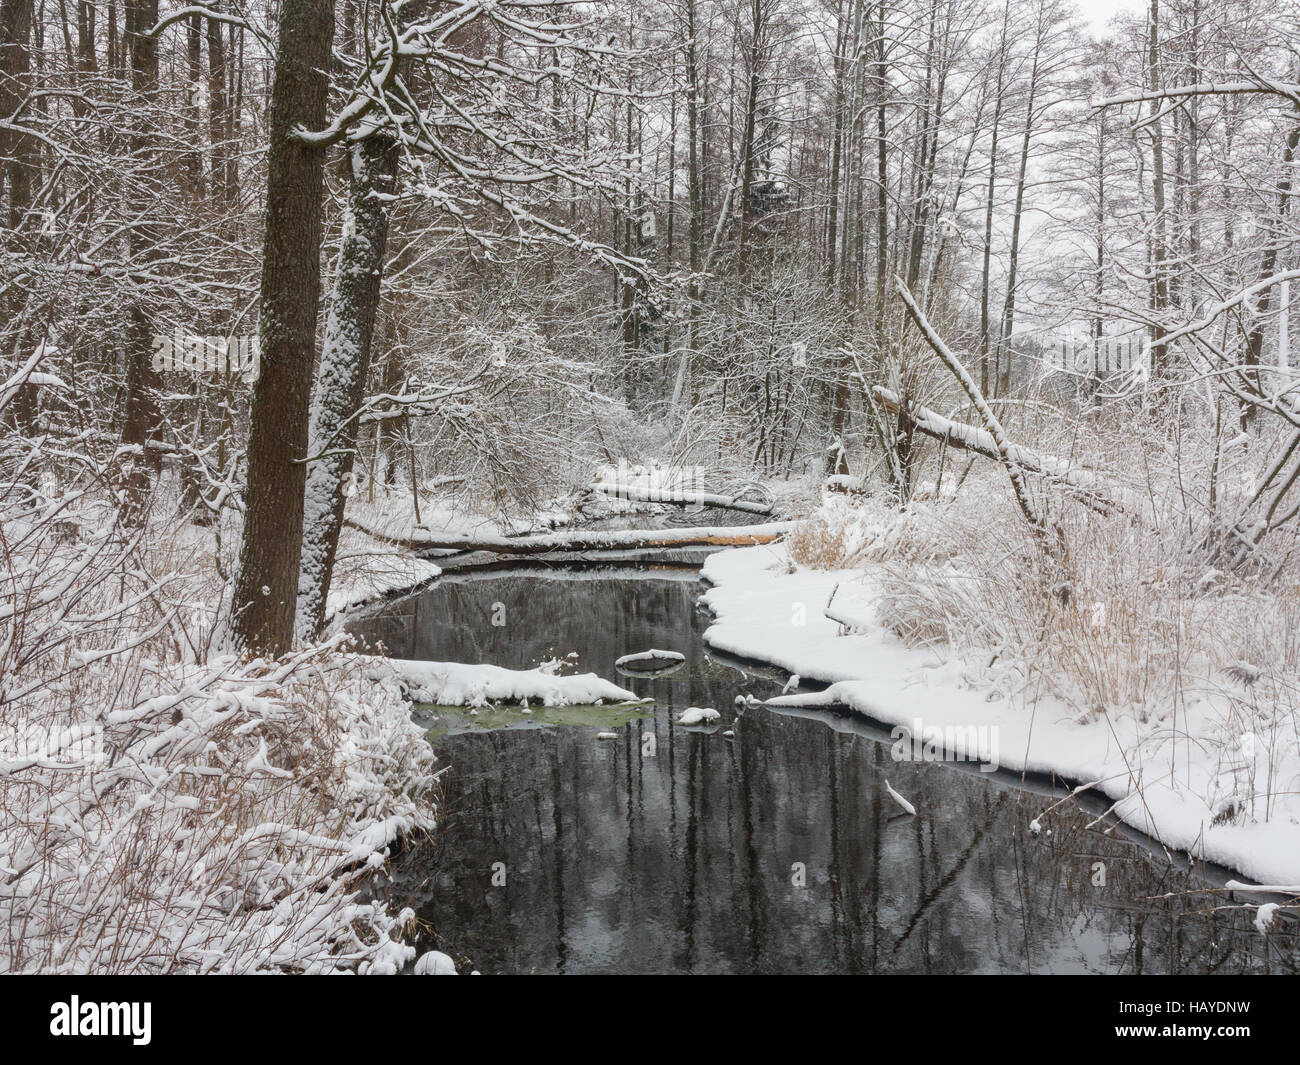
[348,564,1300,975]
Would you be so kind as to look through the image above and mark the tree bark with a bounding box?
[297,135,399,640]
[119,0,163,522]
[230,0,335,655]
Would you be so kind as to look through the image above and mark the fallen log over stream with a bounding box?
[344,516,795,554]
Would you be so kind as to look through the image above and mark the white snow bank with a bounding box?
[324,531,442,620]
[677,707,721,725]
[387,659,640,707]
[701,545,1300,887]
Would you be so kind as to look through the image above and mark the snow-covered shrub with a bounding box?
[810,400,1300,733]
[787,501,871,570]
[0,424,436,973]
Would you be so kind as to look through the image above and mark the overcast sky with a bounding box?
[1078,0,1144,35]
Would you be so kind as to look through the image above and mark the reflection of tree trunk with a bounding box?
[230,0,335,654]
[549,747,568,973]
[676,737,701,969]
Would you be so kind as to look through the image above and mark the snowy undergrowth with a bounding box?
[1,454,439,973]
[324,522,444,621]
[3,643,437,973]
[703,483,1300,892]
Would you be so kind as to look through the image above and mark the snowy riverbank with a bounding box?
[701,544,1300,890]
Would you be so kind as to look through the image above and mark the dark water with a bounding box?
[350,567,1299,975]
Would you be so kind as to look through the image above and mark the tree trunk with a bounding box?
[297,135,399,640]
[230,0,335,655]
[119,0,163,522]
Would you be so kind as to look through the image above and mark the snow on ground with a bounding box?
[701,544,1300,887]
[1,639,437,973]
[345,492,572,547]
[324,525,443,620]
[385,660,640,707]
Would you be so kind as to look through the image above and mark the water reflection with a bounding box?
[350,568,1300,974]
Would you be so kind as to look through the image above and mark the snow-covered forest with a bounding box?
[5,0,1300,977]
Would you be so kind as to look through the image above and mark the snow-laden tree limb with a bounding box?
[895,278,1046,534]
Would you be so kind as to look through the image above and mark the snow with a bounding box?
[701,544,1300,887]
[385,659,640,707]
[322,535,442,621]
[615,649,686,667]
[413,950,458,975]
[344,494,572,549]
[1254,903,1280,935]
[592,463,775,514]
[884,779,917,816]
[0,639,438,973]
[677,707,721,725]
[872,385,1127,511]
[348,504,794,552]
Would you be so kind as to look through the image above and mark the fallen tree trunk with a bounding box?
[344,516,795,554]
[871,385,1126,517]
[591,482,774,515]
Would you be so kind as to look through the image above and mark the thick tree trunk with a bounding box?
[230,0,335,655]
[0,0,37,433]
[297,135,399,640]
